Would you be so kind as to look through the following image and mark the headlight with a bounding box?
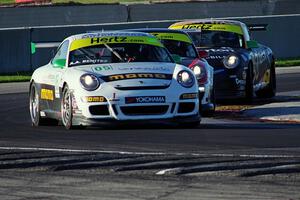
[177,70,195,88]
[190,64,207,84]
[223,55,239,69]
[193,65,201,76]
[80,74,100,91]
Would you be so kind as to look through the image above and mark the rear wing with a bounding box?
[31,42,61,54]
[247,24,268,31]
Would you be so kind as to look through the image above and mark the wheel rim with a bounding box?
[30,85,39,123]
[62,89,71,126]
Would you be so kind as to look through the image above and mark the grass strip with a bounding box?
[0,0,149,4]
[275,58,300,67]
[0,72,31,83]
[0,75,31,83]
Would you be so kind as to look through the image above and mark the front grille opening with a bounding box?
[178,102,195,113]
[89,105,109,115]
[115,85,169,90]
[120,105,169,116]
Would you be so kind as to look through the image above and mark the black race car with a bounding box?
[169,19,276,101]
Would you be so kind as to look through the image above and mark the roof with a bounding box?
[170,19,245,27]
[123,28,189,34]
[65,31,155,42]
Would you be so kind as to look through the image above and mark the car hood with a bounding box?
[72,62,176,89]
[198,47,241,69]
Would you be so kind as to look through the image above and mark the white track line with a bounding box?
[0,146,299,159]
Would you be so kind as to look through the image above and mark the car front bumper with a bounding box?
[71,84,200,126]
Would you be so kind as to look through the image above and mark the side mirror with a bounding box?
[246,40,259,49]
[52,59,66,69]
[198,50,209,58]
[171,54,182,64]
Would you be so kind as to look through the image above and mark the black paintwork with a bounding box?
[33,82,62,120]
[199,44,274,99]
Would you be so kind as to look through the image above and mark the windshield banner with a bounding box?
[170,24,243,35]
[150,32,192,44]
[70,36,163,51]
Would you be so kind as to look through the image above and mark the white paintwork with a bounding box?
[31,32,200,123]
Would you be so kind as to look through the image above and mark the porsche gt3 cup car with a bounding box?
[123,28,215,115]
[169,20,276,101]
[29,32,200,129]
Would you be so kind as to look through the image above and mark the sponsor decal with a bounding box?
[82,96,107,103]
[235,78,246,86]
[81,32,147,39]
[204,47,235,53]
[170,23,243,35]
[41,89,54,101]
[117,66,170,71]
[180,93,198,100]
[207,55,226,60]
[125,96,166,104]
[263,69,271,84]
[101,73,172,82]
[150,32,192,44]
[70,36,163,51]
[94,65,113,71]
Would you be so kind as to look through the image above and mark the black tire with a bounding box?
[202,86,216,117]
[256,62,276,98]
[244,63,254,102]
[29,82,58,126]
[61,85,73,130]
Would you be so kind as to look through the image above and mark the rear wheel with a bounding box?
[256,62,276,98]
[29,82,58,126]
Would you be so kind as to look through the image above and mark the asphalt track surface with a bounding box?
[0,71,299,155]
[0,70,300,200]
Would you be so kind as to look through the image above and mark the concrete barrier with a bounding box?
[129,0,300,21]
[0,4,128,28]
[1,0,300,28]
[129,1,264,21]
[0,0,300,73]
[0,28,31,73]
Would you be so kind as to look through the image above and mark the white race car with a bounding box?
[29,32,200,129]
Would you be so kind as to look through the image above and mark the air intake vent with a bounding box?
[120,105,169,116]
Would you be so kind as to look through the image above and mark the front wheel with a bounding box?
[256,62,276,98]
[61,85,73,130]
[244,63,254,103]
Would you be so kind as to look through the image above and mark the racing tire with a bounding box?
[202,86,216,117]
[244,63,254,103]
[29,82,58,126]
[256,62,276,98]
[61,85,74,130]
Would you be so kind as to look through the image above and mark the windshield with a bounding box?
[187,31,244,48]
[68,43,173,67]
[160,39,197,59]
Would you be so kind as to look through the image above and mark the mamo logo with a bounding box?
[102,73,172,82]
[125,96,166,104]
